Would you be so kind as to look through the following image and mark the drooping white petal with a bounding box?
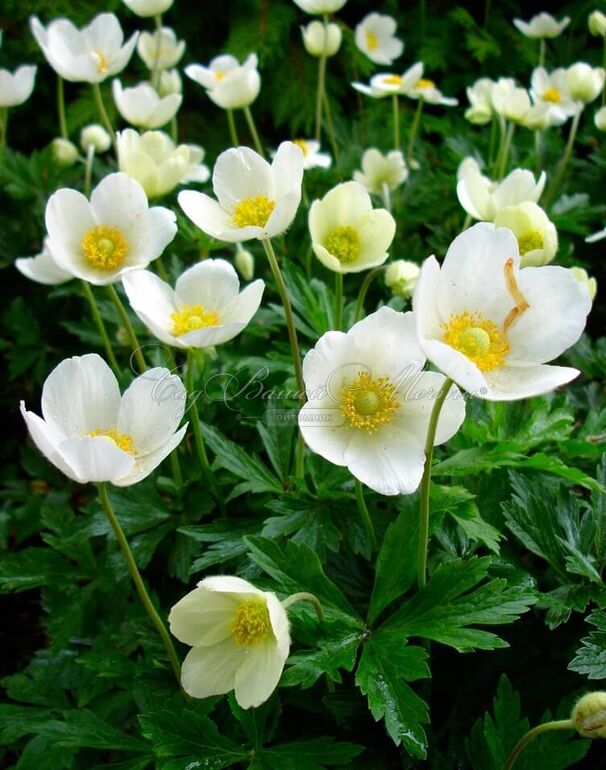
[234,641,287,708]
[20,403,79,481]
[180,638,247,699]
[168,585,240,646]
[15,244,72,285]
[178,190,235,240]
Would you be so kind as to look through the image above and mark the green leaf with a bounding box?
[256,737,364,769]
[569,610,606,680]
[0,547,81,592]
[33,710,149,752]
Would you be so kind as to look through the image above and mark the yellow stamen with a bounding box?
[415,78,436,89]
[325,226,360,264]
[382,74,402,86]
[232,196,275,228]
[340,371,400,432]
[81,225,128,271]
[366,31,379,52]
[89,428,136,455]
[215,70,226,80]
[92,49,108,73]
[232,600,272,646]
[503,257,530,332]
[517,231,544,255]
[442,312,509,372]
[171,304,220,336]
[542,87,561,103]
[293,138,310,156]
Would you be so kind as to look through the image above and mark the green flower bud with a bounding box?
[572,692,606,738]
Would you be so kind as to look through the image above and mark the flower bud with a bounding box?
[301,21,342,57]
[570,267,597,301]
[51,137,79,166]
[157,68,182,96]
[235,245,255,281]
[589,11,606,37]
[572,692,606,738]
[137,27,185,72]
[122,0,174,18]
[566,63,606,104]
[595,105,606,131]
[384,260,420,299]
[80,124,112,153]
[493,201,558,267]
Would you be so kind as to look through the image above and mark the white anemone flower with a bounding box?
[589,11,606,37]
[301,21,342,58]
[353,148,408,195]
[355,13,404,66]
[0,65,37,107]
[586,226,606,243]
[309,181,395,274]
[292,0,347,15]
[122,0,174,17]
[412,222,591,401]
[352,62,423,99]
[137,27,185,71]
[385,260,420,299]
[122,259,264,349]
[513,13,571,39]
[298,307,465,495]
[112,80,182,129]
[464,78,494,125]
[408,76,458,106]
[493,202,558,267]
[15,239,72,286]
[491,80,531,123]
[185,54,260,110]
[566,63,606,105]
[289,139,332,170]
[456,158,546,222]
[44,172,177,286]
[20,354,187,486]
[169,576,290,708]
[157,68,182,96]
[178,142,303,243]
[530,68,577,125]
[30,14,137,84]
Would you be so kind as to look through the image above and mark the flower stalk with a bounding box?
[407,97,424,167]
[80,280,120,376]
[504,719,574,770]
[242,106,264,157]
[105,284,147,373]
[314,14,329,141]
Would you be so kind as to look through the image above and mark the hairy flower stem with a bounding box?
[92,83,116,152]
[97,482,183,689]
[83,145,95,197]
[417,377,453,590]
[57,76,68,139]
[334,273,343,330]
[392,94,400,150]
[496,121,515,179]
[407,98,424,167]
[282,592,324,621]
[314,15,329,141]
[227,109,239,146]
[242,106,264,157]
[544,108,582,207]
[106,284,147,373]
[355,479,378,555]
[322,86,339,162]
[354,267,384,322]
[504,719,573,770]
[151,14,163,91]
[80,281,120,376]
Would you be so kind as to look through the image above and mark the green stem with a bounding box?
[407,98,424,167]
[534,129,543,175]
[354,267,384,322]
[544,107,582,207]
[321,85,339,163]
[381,182,392,212]
[80,281,120,375]
[492,117,506,177]
[57,76,68,139]
[334,272,343,330]
[92,83,116,152]
[0,108,8,158]
[242,106,264,157]
[417,377,453,590]
[295,432,305,480]
[170,116,178,143]
[281,591,324,621]
[504,720,574,770]
[496,120,515,179]
[155,254,170,281]
[392,94,400,150]
[97,482,183,687]
[165,348,184,489]
[84,145,95,197]
[487,115,497,168]
[539,38,546,68]
[106,284,146,372]
[314,15,329,141]
[355,479,377,554]
[151,14,163,91]
[603,40,606,105]
[227,109,239,146]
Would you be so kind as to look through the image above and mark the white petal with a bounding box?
[395,372,466,446]
[20,403,79,481]
[143,205,178,262]
[234,642,287,708]
[169,584,240,646]
[299,398,353,467]
[113,424,187,486]
[58,435,135,483]
[89,172,149,247]
[483,363,580,401]
[122,269,177,341]
[45,188,95,275]
[266,592,291,660]
[221,279,265,326]
[180,638,247,699]
[199,575,265,595]
[212,146,273,209]
[309,182,372,242]
[420,338,488,396]
[301,329,360,398]
[15,249,72,285]
[175,259,240,308]
[178,190,234,240]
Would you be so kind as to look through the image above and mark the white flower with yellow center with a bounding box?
[491,79,531,123]
[137,27,185,72]
[309,181,395,274]
[44,172,177,286]
[292,0,347,15]
[353,148,408,195]
[385,260,420,299]
[288,138,331,170]
[301,21,342,58]
[408,76,458,106]
[513,12,570,39]
[464,78,494,125]
[352,62,423,99]
[530,67,577,125]
[15,239,72,286]
[456,157,546,222]
[298,307,465,495]
[169,576,290,708]
[566,63,606,105]
[0,65,37,108]
[178,142,303,243]
[355,13,403,66]
[112,80,182,130]
[20,354,187,486]
[122,259,264,349]
[185,54,260,110]
[413,222,591,401]
[122,0,174,17]
[493,202,558,267]
[30,14,137,84]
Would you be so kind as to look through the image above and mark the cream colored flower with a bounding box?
[353,149,407,195]
[493,201,558,267]
[0,65,36,107]
[80,124,112,153]
[122,0,174,17]
[51,138,79,166]
[566,63,606,105]
[491,78,531,122]
[137,27,185,71]
[465,78,494,125]
[112,80,182,129]
[530,67,577,125]
[589,11,606,37]
[595,106,606,131]
[309,181,395,274]
[185,54,260,110]
[352,62,423,99]
[169,576,291,708]
[15,239,72,286]
[301,21,342,57]
[385,260,420,299]
[289,139,331,169]
[292,0,347,15]
[408,76,458,106]
[157,68,182,96]
[355,13,403,66]
[570,267,597,301]
[513,12,570,39]
[235,245,255,280]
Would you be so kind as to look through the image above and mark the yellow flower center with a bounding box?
[382,74,402,86]
[171,304,220,336]
[415,78,436,89]
[442,312,509,372]
[81,225,128,271]
[340,371,400,432]
[89,428,136,454]
[543,87,561,103]
[366,31,379,51]
[325,226,360,264]
[215,70,226,80]
[232,600,272,646]
[293,138,310,156]
[232,196,275,228]
[92,49,109,73]
[517,230,544,255]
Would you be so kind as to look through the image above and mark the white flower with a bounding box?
[290,139,332,170]
[491,79,531,122]
[117,129,208,198]
[530,68,578,125]
[570,267,597,301]
[586,226,606,243]
[413,222,591,401]
[122,259,264,349]
[589,11,606,37]
[493,201,558,267]
[169,576,291,708]
[513,12,571,39]
[301,21,342,57]
[80,124,112,153]
[385,260,420,299]
[44,172,177,286]
[122,0,174,17]
[112,80,182,129]
[456,157,546,222]
[185,54,260,110]
[20,353,187,486]
[178,142,303,243]
[235,245,255,281]
[15,239,72,286]
[298,307,465,495]
[595,105,606,131]
[137,27,185,71]
[353,148,408,195]
[292,0,347,15]
[355,13,403,66]
[408,76,458,106]
[51,138,79,166]
[157,68,182,96]
[0,65,36,107]
[352,62,423,99]
[309,181,395,274]
[566,63,606,105]
[520,102,553,131]
[30,14,137,84]
[464,78,494,125]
